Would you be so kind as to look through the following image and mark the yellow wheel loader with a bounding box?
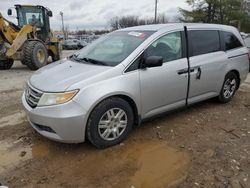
[0,5,61,70]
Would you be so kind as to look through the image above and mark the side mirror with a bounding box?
[142,56,163,68]
[7,9,12,16]
[47,11,53,17]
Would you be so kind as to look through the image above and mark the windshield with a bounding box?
[17,6,44,28]
[71,31,154,66]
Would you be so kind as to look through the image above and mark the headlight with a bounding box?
[37,90,79,107]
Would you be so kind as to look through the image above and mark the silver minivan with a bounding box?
[22,23,249,148]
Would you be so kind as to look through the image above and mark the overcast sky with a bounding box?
[0,0,188,30]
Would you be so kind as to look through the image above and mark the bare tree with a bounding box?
[157,13,168,24]
[119,16,139,28]
[109,16,120,30]
[108,14,169,30]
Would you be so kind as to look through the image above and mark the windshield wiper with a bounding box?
[69,54,79,61]
[69,55,108,66]
[80,57,108,66]
[69,54,87,63]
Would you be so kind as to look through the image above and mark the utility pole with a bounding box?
[154,0,158,24]
[60,11,65,40]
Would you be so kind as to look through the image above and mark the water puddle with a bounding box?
[0,139,190,187]
[128,141,190,188]
[31,142,50,158]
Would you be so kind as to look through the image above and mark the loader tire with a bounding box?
[21,60,26,65]
[0,59,14,70]
[23,41,48,70]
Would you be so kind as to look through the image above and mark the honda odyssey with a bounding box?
[22,23,249,148]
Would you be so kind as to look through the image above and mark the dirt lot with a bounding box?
[0,51,250,188]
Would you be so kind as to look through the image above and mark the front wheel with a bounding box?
[23,41,48,70]
[0,59,14,70]
[218,72,238,103]
[87,98,134,148]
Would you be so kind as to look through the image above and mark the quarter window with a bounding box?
[223,31,242,51]
[125,56,141,72]
[144,32,183,62]
[189,30,220,56]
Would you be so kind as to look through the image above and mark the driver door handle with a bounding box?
[190,66,202,79]
[177,68,195,75]
[177,68,188,75]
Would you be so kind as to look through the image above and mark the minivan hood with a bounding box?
[29,59,112,92]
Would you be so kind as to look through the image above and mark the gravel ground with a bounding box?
[0,51,250,188]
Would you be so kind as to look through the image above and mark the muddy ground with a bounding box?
[0,51,250,188]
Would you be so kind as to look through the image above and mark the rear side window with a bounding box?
[222,31,243,51]
[189,30,220,56]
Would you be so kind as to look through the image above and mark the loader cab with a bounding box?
[14,5,52,42]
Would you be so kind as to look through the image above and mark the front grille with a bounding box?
[25,84,43,108]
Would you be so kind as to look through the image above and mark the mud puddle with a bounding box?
[1,139,189,187]
[129,142,190,188]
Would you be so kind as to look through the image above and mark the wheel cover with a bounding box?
[37,49,46,63]
[98,108,128,141]
[223,78,236,99]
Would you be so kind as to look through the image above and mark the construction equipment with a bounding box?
[0,5,61,70]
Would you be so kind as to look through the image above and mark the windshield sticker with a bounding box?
[128,32,146,38]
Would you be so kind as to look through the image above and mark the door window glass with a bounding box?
[144,32,182,62]
[189,30,220,56]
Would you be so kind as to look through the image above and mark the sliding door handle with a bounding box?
[189,66,202,79]
[196,67,202,79]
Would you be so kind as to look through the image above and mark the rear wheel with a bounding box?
[218,72,238,103]
[0,59,14,70]
[87,98,134,148]
[23,41,48,70]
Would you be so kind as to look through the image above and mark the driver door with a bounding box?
[139,31,189,119]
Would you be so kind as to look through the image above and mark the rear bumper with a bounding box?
[22,93,87,143]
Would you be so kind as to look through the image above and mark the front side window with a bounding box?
[189,30,220,56]
[125,32,182,72]
[144,32,182,62]
[223,31,243,51]
[72,31,154,67]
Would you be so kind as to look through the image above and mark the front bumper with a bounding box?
[22,93,87,143]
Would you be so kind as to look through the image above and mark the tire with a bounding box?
[0,59,14,70]
[87,97,134,148]
[23,41,48,70]
[21,60,26,65]
[49,50,61,62]
[218,72,239,103]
